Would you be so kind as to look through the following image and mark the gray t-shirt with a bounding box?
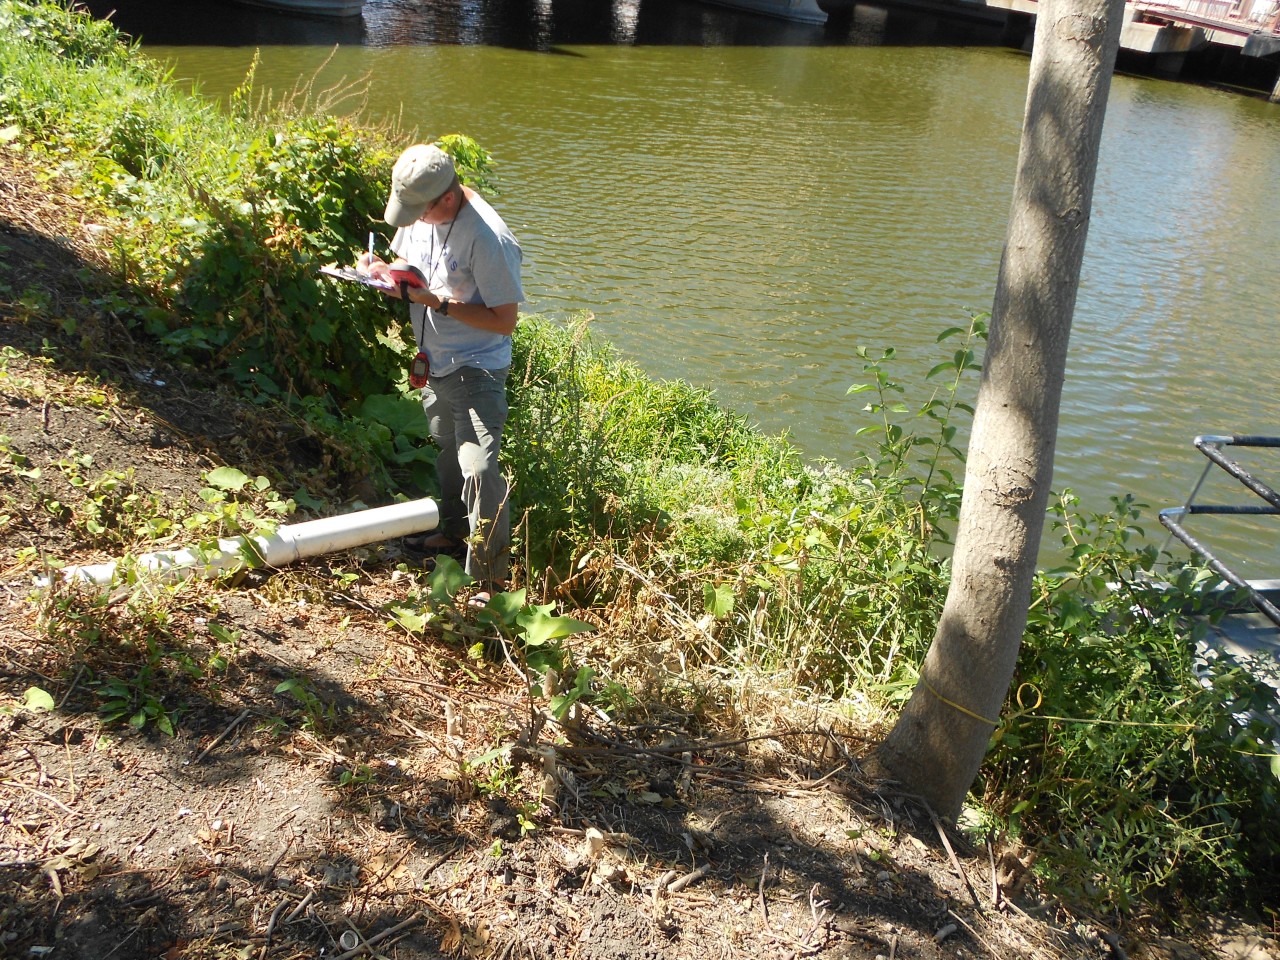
[390,191,523,377]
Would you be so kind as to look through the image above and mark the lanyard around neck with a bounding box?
[414,212,459,353]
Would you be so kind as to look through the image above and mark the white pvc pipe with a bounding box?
[46,497,440,589]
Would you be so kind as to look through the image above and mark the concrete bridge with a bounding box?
[985,0,1280,97]
[699,0,1280,98]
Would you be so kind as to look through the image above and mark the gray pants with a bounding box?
[421,365,511,584]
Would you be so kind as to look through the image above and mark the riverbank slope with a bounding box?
[2,1,1278,956]
[3,135,1277,960]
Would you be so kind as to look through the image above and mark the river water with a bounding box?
[82,0,1280,573]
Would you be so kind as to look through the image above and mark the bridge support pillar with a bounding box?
[1271,70,1280,102]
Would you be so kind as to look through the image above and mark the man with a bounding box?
[360,143,523,594]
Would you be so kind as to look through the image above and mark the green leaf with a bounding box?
[469,745,510,768]
[1059,596,1090,630]
[360,393,434,440]
[23,687,55,712]
[702,582,735,618]
[386,605,428,633]
[516,606,596,646]
[205,466,250,491]
[548,693,576,720]
[427,554,472,602]
[474,588,527,628]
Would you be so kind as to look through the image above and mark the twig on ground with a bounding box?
[383,673,513,708]
[986,836,1002,910]
[925,803,983,912]
[387,711,433,739]
[573,727,812,759]
[369,846,413,888]
[194,708,252,764]
[259,899,288,960]
[258,839,293,889]
[947,907,1002,958]
[21,745,47,785]
[56,664,86,709]
[0,632,55,680]
[758,853,771,929]
[100,923,141,960]
[329,911,424,960]
[420,844,459,885]
[285,889,315,924]
[0,779,75,815]
[667,862,711,893]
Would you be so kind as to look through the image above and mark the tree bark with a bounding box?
[875,0,1125,822]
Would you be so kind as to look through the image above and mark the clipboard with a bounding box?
[320,264,395,291]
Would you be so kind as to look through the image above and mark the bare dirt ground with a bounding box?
[2,151,1277,960]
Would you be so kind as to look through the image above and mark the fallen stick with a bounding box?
[259,899,288,960]
[758,853,771,928]
[926,804,983,912]
[194,708,252,764]
[667,863,711,893]
[330,912,425,960]
[285,889,315,923]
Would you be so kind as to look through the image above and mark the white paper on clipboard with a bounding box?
[320,264,394,291]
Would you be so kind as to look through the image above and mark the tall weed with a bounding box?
[984,494,1280,907]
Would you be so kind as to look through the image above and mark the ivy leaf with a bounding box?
[205,466,250,491]
[516,605,595,647]
[473,588,526,629]
[386,604,429,633]
[360,393,434,441]
[427,554,472,603]
[23,687,55,712]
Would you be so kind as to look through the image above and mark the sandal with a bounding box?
[466,581,509,610]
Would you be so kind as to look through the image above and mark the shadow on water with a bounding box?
[77,0,1011,49]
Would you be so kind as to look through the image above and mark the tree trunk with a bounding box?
[875,0,1125,822]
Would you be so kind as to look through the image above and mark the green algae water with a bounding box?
[132,39,1280,573]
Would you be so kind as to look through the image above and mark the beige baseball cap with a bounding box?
[383,144,456,227]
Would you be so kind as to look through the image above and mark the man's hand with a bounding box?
[357,252,386,276]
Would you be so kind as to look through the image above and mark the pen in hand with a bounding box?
[368,231,374,264]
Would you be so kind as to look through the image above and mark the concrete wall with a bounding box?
[696,0,828,22]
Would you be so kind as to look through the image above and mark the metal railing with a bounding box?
[1159,434,1280,628]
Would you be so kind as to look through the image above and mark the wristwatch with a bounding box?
[438,297,450,316]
